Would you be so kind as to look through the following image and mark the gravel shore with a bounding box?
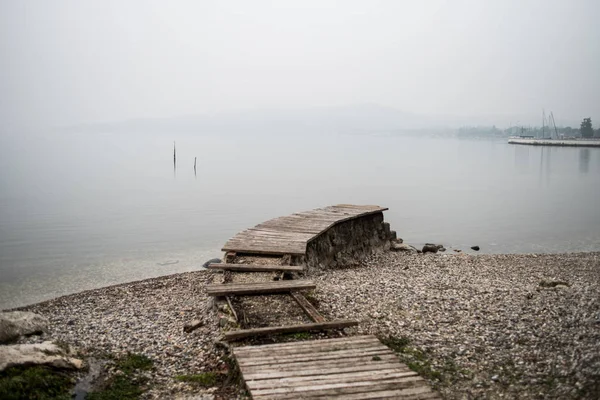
[15,251,600,399]
[314,251,600,399]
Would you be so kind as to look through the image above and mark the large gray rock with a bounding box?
[0,311,48,343]
[0,341,83,372]
[391,242,418,253]
[422,244,439,254]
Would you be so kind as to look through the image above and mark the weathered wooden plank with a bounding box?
[238,345,392,363]
[253,382,432,400]
[246,369,415,386]
[325,390,441,400]
[232,232,312,241]
[234,337,381,357]
[247,370,419,390]
[250,376,424,397]
[262,387,440,400]
[221,243,306,256]
[206,281,315,297]
[253,226,325,235]
[242,362,406,380]
[234,335,377,353]
[240,355,402,374]
[235,341,376,359]
[224,320,358,341]
[334,204,388,211]
[253,383,436,400]
[245,228,316,238]
[224,237,308,246]
[207,263,304,272]
[220,247,305,256]
[221,248,305,256]
[290,292,325,323]
[237,348,393,367]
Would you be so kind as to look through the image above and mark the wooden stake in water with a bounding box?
[194,157,197,176]
[173,141,176,169]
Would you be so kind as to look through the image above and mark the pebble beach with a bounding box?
[14,251,600,399]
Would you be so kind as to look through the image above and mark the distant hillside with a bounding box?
[61,104,581,135]
[61,104,445,135]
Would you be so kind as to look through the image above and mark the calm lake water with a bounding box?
[1,131,599,309]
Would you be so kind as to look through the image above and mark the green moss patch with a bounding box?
[0,365,74,400]
[175,372,223,387]
[85,353,153,400]
[86,375,145,400]
[379,335,411,352]
[115,353,153,375]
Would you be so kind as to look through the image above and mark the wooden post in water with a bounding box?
[194,157,197,176]
[173,141,176,170]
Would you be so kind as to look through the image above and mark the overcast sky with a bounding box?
[1,0,599,130]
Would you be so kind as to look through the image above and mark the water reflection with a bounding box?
[514,146,530,173]
[579,148,590,174]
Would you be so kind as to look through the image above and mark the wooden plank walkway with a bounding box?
[207,263,304,272]
[206,281,316,297]
[233,335,441,399]
[222,204,388,256]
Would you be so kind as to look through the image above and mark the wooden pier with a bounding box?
[222,204,388,256]
[508,137,600,147]
[206,205,439,399]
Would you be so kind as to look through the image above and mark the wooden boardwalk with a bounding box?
[233,335,441,399]
[210,205,439,398]
[222,204,388,256]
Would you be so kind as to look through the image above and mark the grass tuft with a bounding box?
[175,372,222,387]
[85,353,153,400]
[86,375,145,400]
[0,365,74,400]
[379,335,411,352]
[115,353,153,375]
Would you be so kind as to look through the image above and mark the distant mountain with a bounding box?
[61,104,578,135]
[62,104,443,135]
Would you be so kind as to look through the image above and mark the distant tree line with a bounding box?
[457,118,600,138]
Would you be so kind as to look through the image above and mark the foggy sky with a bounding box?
[1,0,599,130]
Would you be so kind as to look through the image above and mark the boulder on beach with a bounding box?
[0,311,48,344]
[390,242,417,253]
[422,244,439,254]
[0,341,83,372]
[471,246,480,251]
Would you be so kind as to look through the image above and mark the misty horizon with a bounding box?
[1,0,599,132]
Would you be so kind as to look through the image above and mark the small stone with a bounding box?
[491,375,499,381]
[202,258,222,268]
[183,319,203,333]
[471,246,480,251]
